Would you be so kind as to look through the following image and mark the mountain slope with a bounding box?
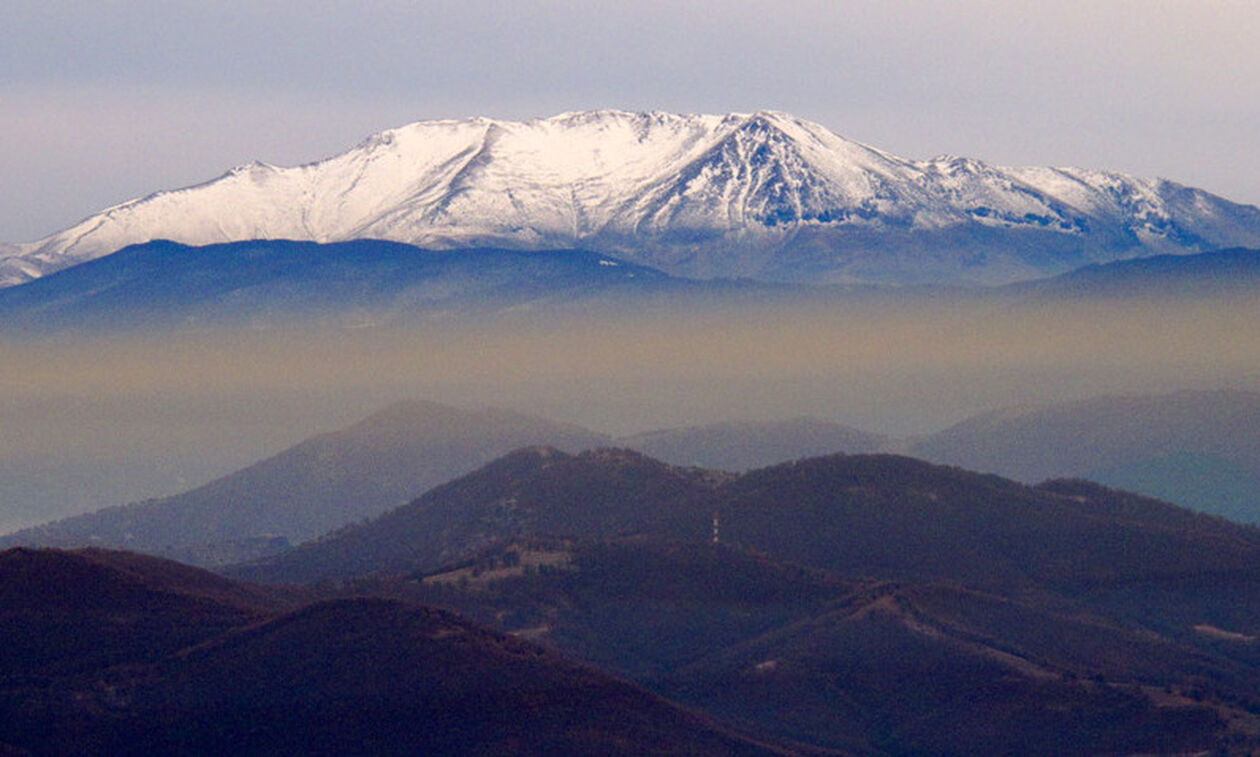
[0,238,720,332]
[0,400,609,564]
[0,547,297,676]
[82,599,780,756]
[6,110,1259,287]
[232,447,723,584]
[659,581,1234,755]
[1084,452,1260,525]
[235,447,1260,602]
[909,389,1260,521]
[716,453,1260,593]
[1000,246,1260,301]
[229,448,1260,753]
[350,537,1259,754]
[0,549,779,756]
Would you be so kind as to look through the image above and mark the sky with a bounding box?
[2,0,1259,243]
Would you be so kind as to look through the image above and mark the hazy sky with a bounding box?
[2,0,1258,243]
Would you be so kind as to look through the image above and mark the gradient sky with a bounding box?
[2,0,1258,243]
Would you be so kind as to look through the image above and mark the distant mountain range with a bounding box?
[0,400,608,564]
[910,389,1260,522]
[0,239,736,332]
[0,400,914,565]
[999,245,1260,301]
[5,110,1259,288]
[9,389,1260,562]
[2,235,1257,335]
[0,403,903,563]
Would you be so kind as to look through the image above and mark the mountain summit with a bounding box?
[5,110,1259,287]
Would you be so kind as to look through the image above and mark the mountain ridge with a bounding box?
[909,389,1260,523]
[222,447,1260,752]
[6,109,1259,287]
[0,400,610,564]
[230,445,1260,594]
[0,238,759,333]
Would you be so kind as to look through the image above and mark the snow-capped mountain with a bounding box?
[4,110,1260,288]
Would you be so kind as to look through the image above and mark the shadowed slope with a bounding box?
[0,239,718,333]
[0,549,782,756]
[82,598,781,756]
[232,447,723,584]
[237,447,1260,633]
[661,582,1233,755]
[0,548,297,676]
[358,535,1259,754]
[1002,247,1260,302]
[719,453,1260,592]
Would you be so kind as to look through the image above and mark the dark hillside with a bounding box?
[719,453,1260,593]
[0,548,294,676]
[233,447,722,584]
[80,598,781,756]
[219,447,1260,753]
[238,448,1260,621]
[386,538,859,678]
[661,582,1232,755]
[360,537,1257,754]
[0,548,781,756]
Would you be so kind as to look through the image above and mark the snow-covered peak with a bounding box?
[5,110,1260,288]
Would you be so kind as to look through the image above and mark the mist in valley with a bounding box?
[3,289,1256,532]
